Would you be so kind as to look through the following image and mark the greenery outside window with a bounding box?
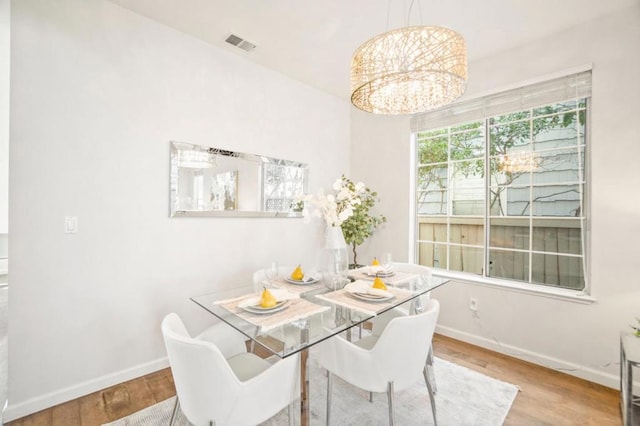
[412,71,590,291]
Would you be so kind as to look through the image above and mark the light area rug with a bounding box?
[104,356,518,426]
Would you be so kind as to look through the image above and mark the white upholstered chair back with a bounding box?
[318,299,440,393]
[161,313,299,425]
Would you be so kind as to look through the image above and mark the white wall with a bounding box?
[352,4,640,389]
[7,0,350,420]
[0,0,9,236]
[349,113,412,265]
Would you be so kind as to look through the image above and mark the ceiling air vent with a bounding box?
[224,34,256,52]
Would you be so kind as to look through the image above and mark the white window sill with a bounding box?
[432,270,596,304]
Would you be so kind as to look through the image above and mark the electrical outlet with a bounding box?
[469,297,478,311]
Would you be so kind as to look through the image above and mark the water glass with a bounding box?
[381,252,393,271]
[265,261,279,283]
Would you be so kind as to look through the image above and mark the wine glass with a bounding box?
[264,261,279,286]
[381,252,393,273]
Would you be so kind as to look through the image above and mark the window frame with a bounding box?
[409,72,592,301]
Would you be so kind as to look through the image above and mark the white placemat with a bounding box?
[315,281,414,317]
[215,292,330,332]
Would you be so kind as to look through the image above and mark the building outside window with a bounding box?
[263,163,306,212]
[412,71,590,291]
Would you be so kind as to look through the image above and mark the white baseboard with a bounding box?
[436,325,620,390]
[2,328,621,422]
[3,357,170,422]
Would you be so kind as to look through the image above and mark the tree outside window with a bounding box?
[415,99,587,290]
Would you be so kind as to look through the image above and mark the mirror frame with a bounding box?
[169,141,308,218]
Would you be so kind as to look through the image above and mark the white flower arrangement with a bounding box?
[297,175,366,227]
[296,174,386,266]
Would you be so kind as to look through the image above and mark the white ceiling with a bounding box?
[109,0,637,100]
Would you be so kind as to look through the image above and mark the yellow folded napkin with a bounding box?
[237,289,298,308]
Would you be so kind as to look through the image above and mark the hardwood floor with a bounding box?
[5,368,175,426]
[7,334,621,425]
[434,335,621,426]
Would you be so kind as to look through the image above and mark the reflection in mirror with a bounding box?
[170,141,308,217]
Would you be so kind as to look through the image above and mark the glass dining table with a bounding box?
[191,269,449,426]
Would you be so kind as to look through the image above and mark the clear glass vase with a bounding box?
[321,226,349,290]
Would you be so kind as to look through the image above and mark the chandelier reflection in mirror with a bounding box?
[176,148,217,169]
[351,2,467,115]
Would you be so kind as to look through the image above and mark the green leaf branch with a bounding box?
[339,176,386,266]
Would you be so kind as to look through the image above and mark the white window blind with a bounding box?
[410,70,592,132]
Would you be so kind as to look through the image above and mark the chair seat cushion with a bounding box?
[354,334,379,351]
[227,352,271,382]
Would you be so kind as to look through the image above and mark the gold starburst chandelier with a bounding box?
[351,25,467,115]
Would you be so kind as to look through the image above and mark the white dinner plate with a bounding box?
[285,276,320,285]
[241,300,289,314]
[364,270,396,278]
[362,266,395,277]
[349,291,394,303]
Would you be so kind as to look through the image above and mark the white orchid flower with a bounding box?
[339,207,353,221]
[300,176,377,228]
[336,187,351,201]
[332,179,343,191]
[326,209,339,226]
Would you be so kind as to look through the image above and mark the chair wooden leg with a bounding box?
[387,382,395,426]
[369,391,373,402]
[326,372,333,426]
[423,366,437,426]
[169,396,179,426]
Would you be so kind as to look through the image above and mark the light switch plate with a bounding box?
[64,216,78,234]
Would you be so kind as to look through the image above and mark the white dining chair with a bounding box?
[317,299,440,426]
[161,313,300,426]
[369,262,438,393]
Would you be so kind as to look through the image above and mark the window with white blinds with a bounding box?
[412,70,590,291]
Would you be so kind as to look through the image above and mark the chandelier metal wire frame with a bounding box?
[351,25,468,115]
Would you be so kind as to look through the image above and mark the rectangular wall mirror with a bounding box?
[170,141,308,218]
